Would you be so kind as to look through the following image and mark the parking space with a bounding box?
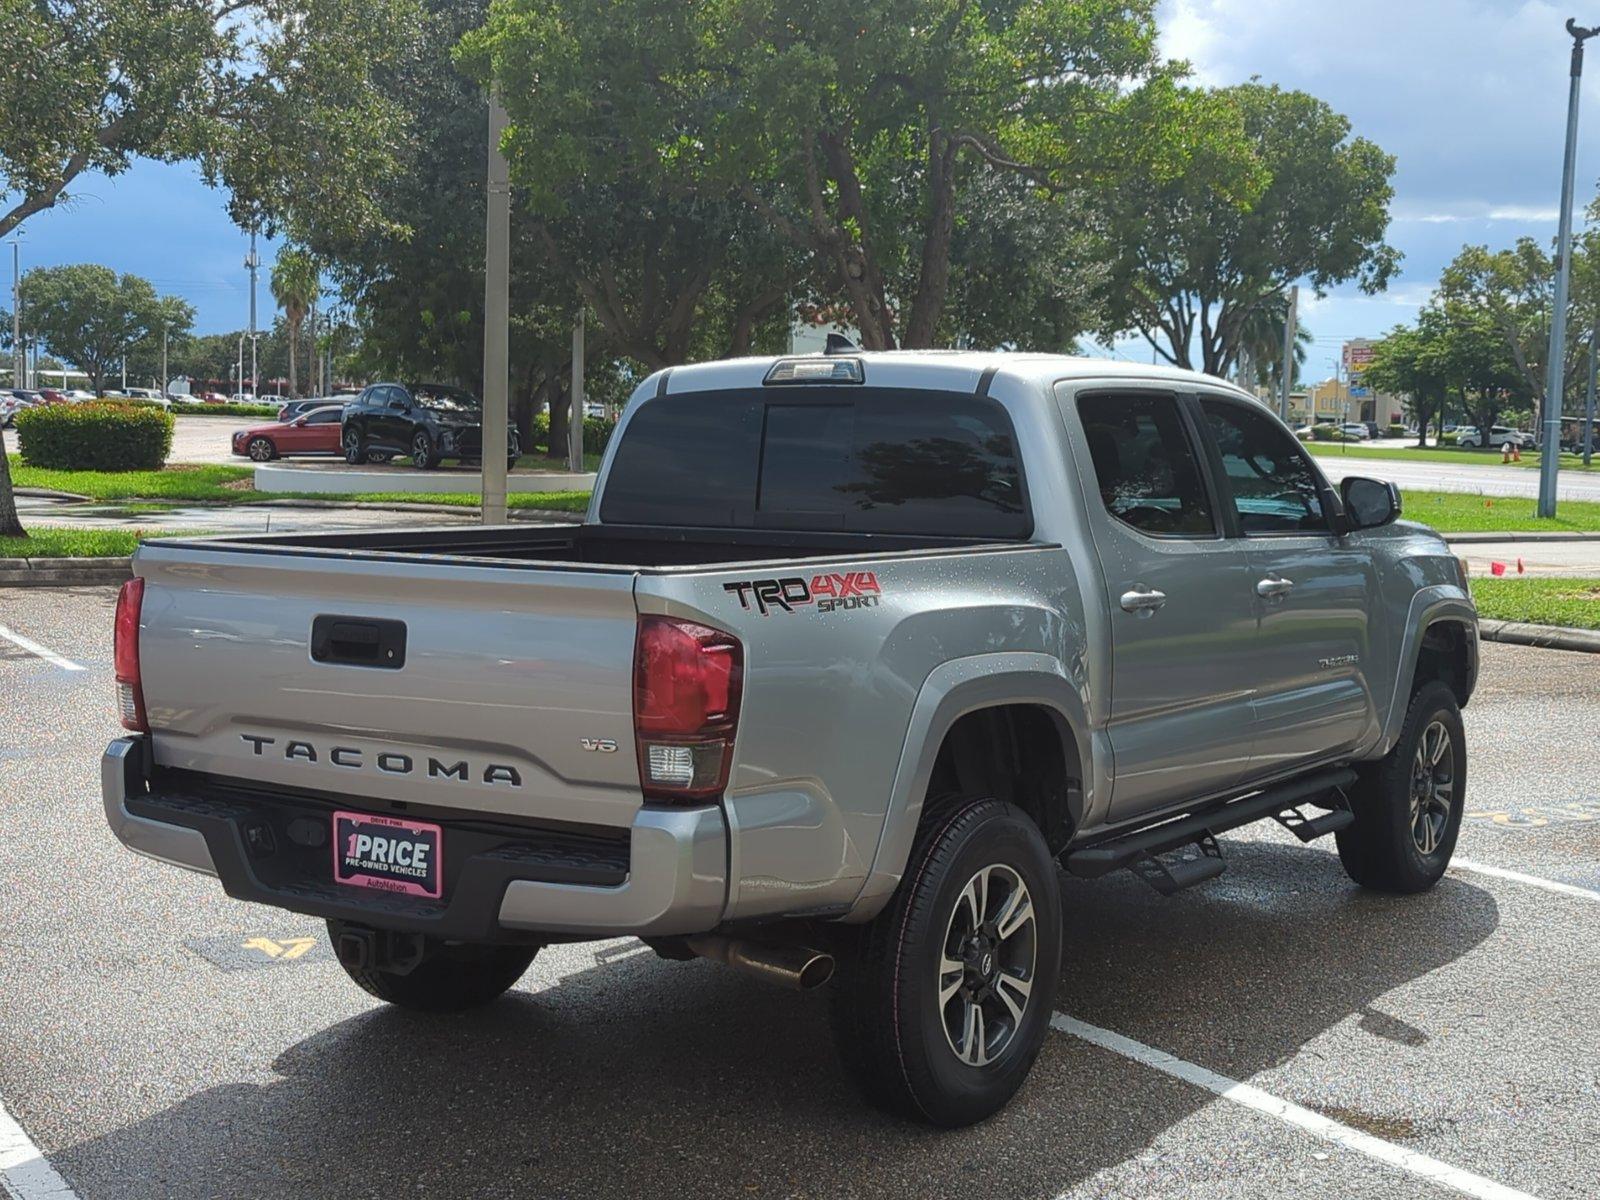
[1,587,1596,1199]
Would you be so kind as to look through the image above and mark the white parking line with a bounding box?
[1452,857,1600,905]
[1052,1014,1541,1200]
[0,1094,79,1200]
[0,625,85,673]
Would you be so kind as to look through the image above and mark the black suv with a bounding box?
[340,382,519,469]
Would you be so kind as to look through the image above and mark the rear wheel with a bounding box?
[246,436,276,462]
[327,920,538,1013]
[342,426,365,465]
[1336,680,1466,893]
[830,796,1061,1126]
[410,430,439,470]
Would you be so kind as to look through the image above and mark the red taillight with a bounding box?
[632,615,742,801]
[114,577,148,732]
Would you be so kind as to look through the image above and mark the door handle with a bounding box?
[1256,576,1295,600]
[1120,587,1168,615]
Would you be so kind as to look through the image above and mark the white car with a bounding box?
[62,389,97,403]
[1340,422,1371,440]
[1458,425,1532,450]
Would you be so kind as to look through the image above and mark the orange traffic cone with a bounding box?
[1503,443,1512,463]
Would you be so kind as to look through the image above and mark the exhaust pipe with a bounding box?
[686,935,834,991]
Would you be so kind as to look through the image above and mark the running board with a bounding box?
[1063,768,1359,884]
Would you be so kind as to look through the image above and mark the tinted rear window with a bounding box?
[600,387,1029,537]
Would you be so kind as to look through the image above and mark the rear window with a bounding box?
[600,387,1029,537]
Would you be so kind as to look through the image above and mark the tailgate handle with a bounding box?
[311,615,407,669]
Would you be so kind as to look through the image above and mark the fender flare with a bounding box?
[845,652,1103,922]
[1376,585,1478,755]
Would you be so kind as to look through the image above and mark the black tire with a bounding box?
[342,426,365,465]
[410,430,438,470]
[1336,680,1466,893]
[327,921,538,1013]
[247,436,276,462]
[830,796,1061,1127]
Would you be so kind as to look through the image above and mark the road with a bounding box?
[1,588,1597,1199]
[1313,452,1600,503]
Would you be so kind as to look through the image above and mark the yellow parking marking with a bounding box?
[242,936,318,960]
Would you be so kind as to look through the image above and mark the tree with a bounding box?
[1362,311,1455,446]
[19,265,193,396]
[0,0,425,242]
[1097,82,1399,373]
[1234,293,1311,396]
[270,249,320,397]
[1437,236,1599,428]
[464,0,1238,349]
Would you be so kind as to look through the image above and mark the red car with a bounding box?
[231,405,345,461]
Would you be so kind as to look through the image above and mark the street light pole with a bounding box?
[1586,317,1598,468]
[10,240,20,392]
[1278,284,1298,423]
[246,229,259,396]
[1538,18,1599,517]
[480,91,511,527]
[162,326,169,397]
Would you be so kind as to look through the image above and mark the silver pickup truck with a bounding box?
[103,350,1477,1126]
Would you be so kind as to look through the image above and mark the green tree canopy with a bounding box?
[1362,310,1456,446]
[1096,82,1399,374]
[270,247,320,397]
[0,0,426,242]
[463,0,1243,350]
[19,265,193,395]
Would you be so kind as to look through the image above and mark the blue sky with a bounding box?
[5,0,1596,385]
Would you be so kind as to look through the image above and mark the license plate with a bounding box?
[332,811,443,899]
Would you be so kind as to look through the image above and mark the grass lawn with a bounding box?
[1471,577,1600,630]
[1306,442,1596,472]
[1402,490,1600,533]
[13,464,256,501]
[0,527,201,558]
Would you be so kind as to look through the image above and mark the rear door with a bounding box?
[1195,394,1379,777]
[1063,388,1260,821]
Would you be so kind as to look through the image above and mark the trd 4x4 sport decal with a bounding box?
[724,571,882,616]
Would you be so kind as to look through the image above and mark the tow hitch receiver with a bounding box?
[332,922,428,976]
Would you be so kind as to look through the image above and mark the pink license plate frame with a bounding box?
[331,810,444,899]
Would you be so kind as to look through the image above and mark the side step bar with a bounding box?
[1063,767,1358,885]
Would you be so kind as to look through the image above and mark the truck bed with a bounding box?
[162,522,1015,570]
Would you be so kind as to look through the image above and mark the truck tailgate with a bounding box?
[134,543,643,829]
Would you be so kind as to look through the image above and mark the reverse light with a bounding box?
[632,615,742,801]
[113,577,148,732]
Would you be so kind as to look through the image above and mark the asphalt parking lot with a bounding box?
[1,587,1597,1200]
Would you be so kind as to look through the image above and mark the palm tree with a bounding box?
[1234,295,1312,396]
[270,248,319,398]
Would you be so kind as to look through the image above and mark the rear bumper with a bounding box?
[101,736,728,940]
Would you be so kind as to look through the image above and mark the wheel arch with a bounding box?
[1376,587,1478,756]
[847,653,1100,923]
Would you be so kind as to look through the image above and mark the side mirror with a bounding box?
[1340,476,1401,530]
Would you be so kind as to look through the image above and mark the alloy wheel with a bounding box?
[938,863,1037,1068]
[1410,719,1455,856]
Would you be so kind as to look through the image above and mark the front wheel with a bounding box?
[327,920,538,1013]
[1336,681,1466,893]
[342,426,365,465]
[410,430,439,470]
[830,797,1061,1126]
[247,436,276,462]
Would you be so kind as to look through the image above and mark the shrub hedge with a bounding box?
[1387,423,1408,437]
[15,401,175,471]
[529,412,617,455]
[169,401,280,418]
[1309,424,1343,441]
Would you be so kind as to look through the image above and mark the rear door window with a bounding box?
[600,387,1028,537]
[1075,392,1215,537]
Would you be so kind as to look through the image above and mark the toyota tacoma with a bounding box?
[103,350,1477,1126]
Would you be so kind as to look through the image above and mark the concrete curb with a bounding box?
[0,556,133,587]
[14,487,93,501]
[1478,618,1600,654]
[1443,532,1600,544]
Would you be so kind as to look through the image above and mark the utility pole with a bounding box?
[236,335,244,398]
[480,92,511,526]
[121,356,127,392]
[161,326,169,397]
[1586,318,1597,468]
[245,229,260,396]
[569,310,585,472]
[1539,19,1598,517]
[1278,284,1298,423]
